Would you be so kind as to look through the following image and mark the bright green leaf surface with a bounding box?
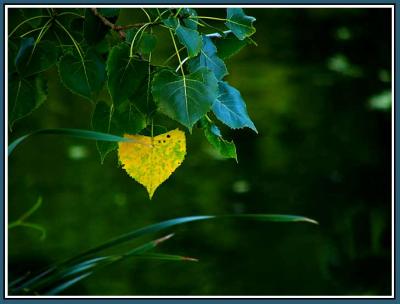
[152,68,218,130]
[212,81,257,132]
[225,8,256,40]
[188,35,228,80]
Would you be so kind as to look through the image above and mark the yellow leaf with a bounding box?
[118,129,186,199]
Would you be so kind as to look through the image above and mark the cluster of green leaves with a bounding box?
[8,7,257,162]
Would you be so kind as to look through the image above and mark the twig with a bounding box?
[90,8,160,39]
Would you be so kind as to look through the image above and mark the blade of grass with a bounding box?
[8,128,137,156]
[11,214,317,294]
[45,272,93,296]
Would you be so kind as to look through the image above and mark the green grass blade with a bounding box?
[224,214,319,225]
[10,214,317,295]
[45,272,93,295]
[134,252,199,262]
[8,128,135,156]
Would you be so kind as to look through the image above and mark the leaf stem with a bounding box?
[129,23,151,58]
[169,29,185,77]
[8,15,50,38]
[189,16,227,22]
[57,12,84,18]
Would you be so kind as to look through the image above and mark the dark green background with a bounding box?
[8,8,392,295]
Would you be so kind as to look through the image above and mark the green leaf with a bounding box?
[200,117,237,160]
[58,49,106,100]
[21,8,44,27]
[92,101,146,162]
[8,128,135,156]
[212,81,257,132]
[125,30,157,55]
[106,43,148,106]
[215,31,250,59]
[151,68,218,130]
[8,74,47,129]
[15,38,58,77]
[83,8,109,45]
[225,8,256,40]
[8,40,18,75]
[179,8,199,30]
[97,8,120,18]
[164,17,202,58]
[188,35,228,80]
[91,101,118,162]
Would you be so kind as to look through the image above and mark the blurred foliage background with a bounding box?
[8,7,391,295]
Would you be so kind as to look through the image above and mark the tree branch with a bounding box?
[90,8,159,39]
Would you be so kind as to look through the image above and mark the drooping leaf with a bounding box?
[151,68,218,130]
[83,8,109,45]
[188,35,228,80]
[214,31,250,59]
[8,74,47,129]
[92,101,146,163]
[15,38,58,77]
[118,129,186,199]
[163,17,202,58]
[225,8,256,40]
[106,43,148,106]
[125,29,157,55]
[200,117,237,160]
[212,81,257,132]
[58,49,106,100]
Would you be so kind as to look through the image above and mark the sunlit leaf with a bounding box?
[106,43,148,106]
[188,35,228,80]
[58,49,106,100]
[225,8,256,40]
[200,117,237,160]
[151,68,218,130]
[118,129,186,199]
[212,81,257,132]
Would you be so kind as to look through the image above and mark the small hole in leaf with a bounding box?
[167,135,171,138]
[158,140,161,143]
[163,140,166,143]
